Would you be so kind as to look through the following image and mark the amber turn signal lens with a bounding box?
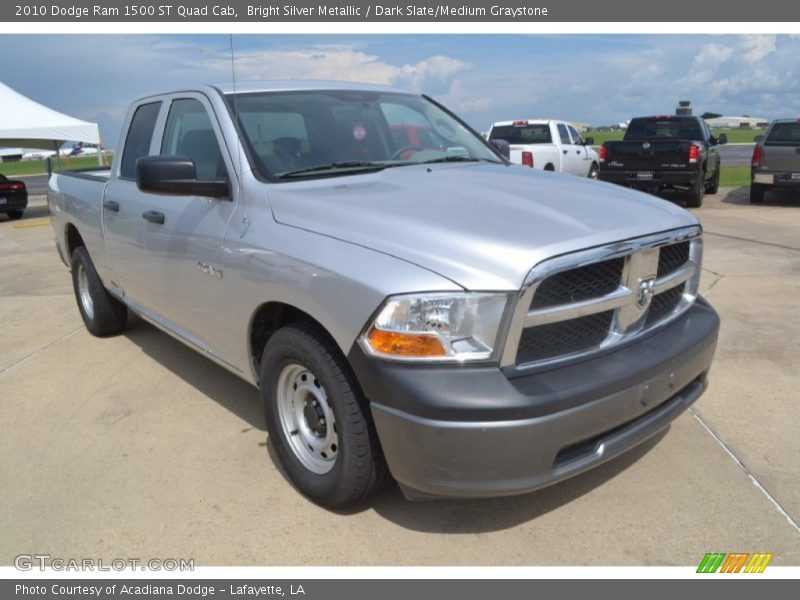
[367,328,447,357]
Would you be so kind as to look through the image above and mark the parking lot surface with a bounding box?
[1,189,798,566]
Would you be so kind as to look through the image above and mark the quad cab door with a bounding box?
[567,124,594,176]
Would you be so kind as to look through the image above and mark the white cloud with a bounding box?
[741,35,777,64]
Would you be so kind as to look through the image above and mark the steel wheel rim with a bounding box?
[77,263,94,320]
[276,363,338,474]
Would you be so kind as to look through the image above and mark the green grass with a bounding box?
[0,154,113,177]
[587,128,762,145]
[719,166,751,188]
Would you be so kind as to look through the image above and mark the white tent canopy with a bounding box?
[0,81,100,151]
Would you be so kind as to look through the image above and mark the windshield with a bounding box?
[225,90,503,179]
[624,117,703,141]
[489,124,552,145]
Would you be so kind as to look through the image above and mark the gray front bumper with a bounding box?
[352,298,719,500]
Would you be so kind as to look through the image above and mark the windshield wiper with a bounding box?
[420,156,499,165]
[278,161,388,178]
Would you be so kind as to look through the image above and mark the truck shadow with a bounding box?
[368,429,667,533]
[123,314,669,532]
[720,186,800,206]
[123,314,265,431]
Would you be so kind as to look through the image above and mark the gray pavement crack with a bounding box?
[704,231,800,252]
[690,408,800,535]
[0,326,83,378]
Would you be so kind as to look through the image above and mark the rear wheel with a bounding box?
[70,247,127,336]
[260,322,387,509]
[750,183,765,203]
[686,176,704,208]
[5,209,23,220]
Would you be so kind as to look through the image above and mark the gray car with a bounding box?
[751,118,800,203]
[48,81,720,508]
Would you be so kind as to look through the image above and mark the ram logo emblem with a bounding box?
[635,276,657,310]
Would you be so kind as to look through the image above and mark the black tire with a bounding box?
[750,183,765,204]
[686,175,704,208]
[588,162,599,179]
[70,246,128,336]
[544,164,555,172]
[260,322,387,509]
[5,209,23,220]
[706,164,720,194]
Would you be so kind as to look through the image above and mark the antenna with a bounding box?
[229,34,249,235]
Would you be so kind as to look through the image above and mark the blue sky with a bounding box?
[1,34,799,148]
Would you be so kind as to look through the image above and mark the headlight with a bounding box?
[359,292,510,362]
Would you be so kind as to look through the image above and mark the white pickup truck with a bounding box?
[488,119,599,178]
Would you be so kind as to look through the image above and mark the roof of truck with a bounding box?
[213,80,413,95]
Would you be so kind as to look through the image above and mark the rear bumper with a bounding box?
[752,170,800,187]
[598,169,701,188]
[350,298,719,499]
[0,192,28,212]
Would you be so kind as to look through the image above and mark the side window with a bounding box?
[161,98,225,182]
[557,123,571,145]
[120,102,161,179]
[568,125,583,145]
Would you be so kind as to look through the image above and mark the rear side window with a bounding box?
[120,102,161,179]
[489,124,552,145]
[557,123,571,144]
[765,122,800,145]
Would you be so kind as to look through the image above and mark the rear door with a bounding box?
[567,124,592,176]
[556,123,581,174]
[103,99,165,306]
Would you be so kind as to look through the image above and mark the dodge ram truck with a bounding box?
[598,115,726,208]
[750,118,800,203]
[48,81,720,508]
[487,119,599,178]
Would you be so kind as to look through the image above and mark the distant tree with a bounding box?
[701,112,722,119]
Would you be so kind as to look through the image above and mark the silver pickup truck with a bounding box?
[48,81,720,508]
[751,118,800,203]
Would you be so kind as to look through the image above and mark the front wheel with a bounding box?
[706,164,720,194]
[587,162,599,179]
[5,209,23,220]
[260,323,387,509]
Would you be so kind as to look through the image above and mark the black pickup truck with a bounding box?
[597,115,725,208]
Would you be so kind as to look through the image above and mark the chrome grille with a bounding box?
[501,227,702,371]
[531,258,624,309]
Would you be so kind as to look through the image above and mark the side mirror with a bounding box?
[717,133,728,145]
[754,135,765,143]
[490,139,511,160]
[584,137,595,145]
[136,155,229,198]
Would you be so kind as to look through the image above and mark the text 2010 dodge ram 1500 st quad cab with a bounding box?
[750,118,800,203]
[598,115,726,208]
[48,81,719,508]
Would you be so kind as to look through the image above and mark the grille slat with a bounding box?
[531,257,624,310]
[645,283,686,326]
[516,310,614,364]
[657,241,690,278]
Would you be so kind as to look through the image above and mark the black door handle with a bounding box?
[103,200,119,212]
[142,210,165,225]
[563,149,568,154]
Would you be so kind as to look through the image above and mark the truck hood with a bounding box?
[268,163,699,290]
